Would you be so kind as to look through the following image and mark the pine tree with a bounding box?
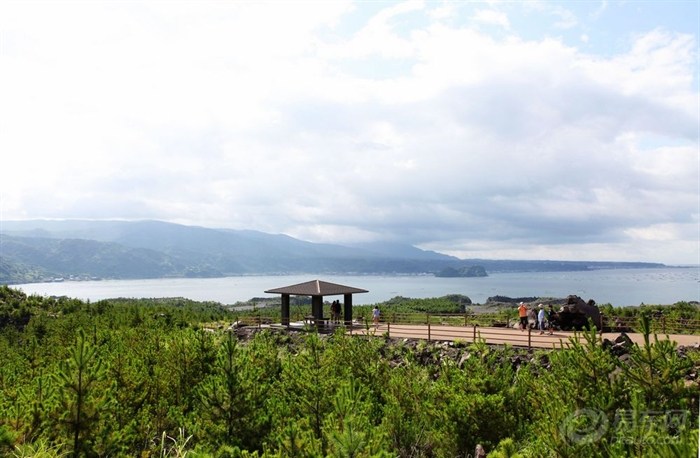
[54,329,106,457]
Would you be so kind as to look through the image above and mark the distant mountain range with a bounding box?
[0,220,667,284]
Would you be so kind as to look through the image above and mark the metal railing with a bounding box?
[233,311,700,332]
[601,315,700,334]
[363,311,700,334]
[357,311,700,348]
[348,319,577,349]
[228,311,699,349]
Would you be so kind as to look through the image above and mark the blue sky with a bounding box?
[0,1,698,265]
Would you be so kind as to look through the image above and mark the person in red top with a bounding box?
[518,302,528,331]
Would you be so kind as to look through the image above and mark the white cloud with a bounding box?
[317,0,424,60]
[591,1,608,19]
[473,9,511,29]
[523,1,578,29]
[0,1,698,264]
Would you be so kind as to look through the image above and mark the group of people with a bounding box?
[330,301,380,326]
[330,300,342,324]
[517,302,554,335]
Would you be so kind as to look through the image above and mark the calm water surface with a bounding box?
[13,267,700,307]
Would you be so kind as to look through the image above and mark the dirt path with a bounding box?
[350,323,700,349]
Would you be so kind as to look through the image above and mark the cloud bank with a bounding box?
[1,1,698,264]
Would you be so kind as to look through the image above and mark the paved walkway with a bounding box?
[350,323,700,349]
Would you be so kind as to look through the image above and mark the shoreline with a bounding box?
[8,268,700,308]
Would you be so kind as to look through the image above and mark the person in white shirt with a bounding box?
[537,304,546,334]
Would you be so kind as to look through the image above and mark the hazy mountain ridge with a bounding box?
[0,234,185,281]
[0,220,666,284]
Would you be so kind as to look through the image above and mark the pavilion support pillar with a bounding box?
[343,293,353,326]
[281,294,290,326]
[312,295,323,321]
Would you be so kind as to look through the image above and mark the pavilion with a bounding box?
[265,279,368,326]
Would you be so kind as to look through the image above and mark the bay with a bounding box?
[11,267,700,307]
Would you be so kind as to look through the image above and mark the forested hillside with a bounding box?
[0,220,461,282]
[0,220,667,284]
[0,286,697,457]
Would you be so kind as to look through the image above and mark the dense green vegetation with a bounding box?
[0,286,698,457]
[599,301,700,321]
[434,266,488,277]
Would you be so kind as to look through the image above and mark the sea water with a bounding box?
[11,267,700,307]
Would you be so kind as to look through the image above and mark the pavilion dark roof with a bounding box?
[265,279,368,296]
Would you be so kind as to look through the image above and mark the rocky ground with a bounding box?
[231,326,700,388]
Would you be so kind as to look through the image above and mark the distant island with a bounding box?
[434,265,488,278]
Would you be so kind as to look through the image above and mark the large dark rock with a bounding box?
[609,333,634,356]
[548,295,602,331]
[614,332,633,347]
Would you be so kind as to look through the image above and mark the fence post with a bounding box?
[473,324,477,343]
[387,322,390,338]
[428,321,431,341]
[527,327,531,349]
[465,313,468,327]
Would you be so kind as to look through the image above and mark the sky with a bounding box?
[0,1,698,265]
